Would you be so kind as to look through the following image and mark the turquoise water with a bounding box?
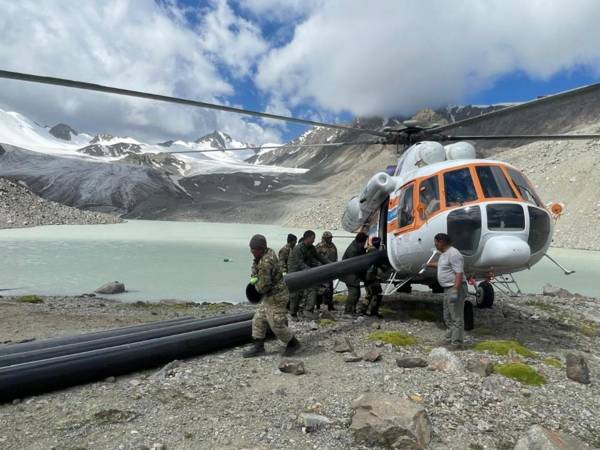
[0,220,598,301]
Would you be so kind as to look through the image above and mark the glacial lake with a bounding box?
[0,220,598,301]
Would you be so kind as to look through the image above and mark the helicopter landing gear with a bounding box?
[464,300,474,331]
[475,281,494,309]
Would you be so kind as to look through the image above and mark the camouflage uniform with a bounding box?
[358,246,386,316]
[315,236,338,311]
[288,240,330,315]
[278,243,294,274]
[251,248,293,344]
[341,239,367,314]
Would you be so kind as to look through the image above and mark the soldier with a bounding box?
[288,230,330,319]
[278,233,297,275]
[243,234,301,358]
[341,232,368,316]
[315,231,338,311]
[358,237,385,317]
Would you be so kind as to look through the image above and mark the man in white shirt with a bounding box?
[428,233,467,349]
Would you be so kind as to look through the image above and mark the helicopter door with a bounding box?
[388,183,422,274]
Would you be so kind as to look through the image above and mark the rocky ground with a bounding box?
[0,288,598,450]
[0,177,122,229]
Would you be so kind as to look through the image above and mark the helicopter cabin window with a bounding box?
[508,168,543,206]
[443,168,478,207]
[418,176,440,218]
[397,184,414,228]
[476,165,517,198]
[486,204,525,230]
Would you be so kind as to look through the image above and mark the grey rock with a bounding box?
[350,392,432,449]
[363,349,382,362]
[542,284,573,297]
[49,123,78,141]
[467,357,494,377]
[95,281,125,295]
[344,353,362,363]
[299,413,332,431]
[151,444,167,450]
[333,337,353,353]
[566,353,591,384]
[151,360,181,379]
[308,320,319,330]
[396,357,428,368]
[278,359,305,375]
[428,347,464,372]
[513,425,591,450]
[482,374,519,392]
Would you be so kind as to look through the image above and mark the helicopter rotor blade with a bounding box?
[168,140,382,154]
[428,81,600,134]
[442,134,600,141]
[0,69,388,138]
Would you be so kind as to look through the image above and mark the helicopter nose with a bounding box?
[476,235,531,268]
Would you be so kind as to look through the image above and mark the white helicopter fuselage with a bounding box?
[342,141,554,284]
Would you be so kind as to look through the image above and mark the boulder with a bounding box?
[363,349,382,362]
[542,284,572,297]
[334,337,353,353]
[513,425,591,450]
[467,357,494,377]
[428,347,464,372]
[396,357,428,368]
[350,392,432,449]
[95,281,125,294]
[566,353,591,384]
[278,359,305,375]
[299,413,332,431]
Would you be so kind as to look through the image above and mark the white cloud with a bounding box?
[255,0,600,117]
[199,0,269,78]
[0,0,281,144]
[237,0,323,23]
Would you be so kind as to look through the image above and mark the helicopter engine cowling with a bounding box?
[342,172,395,232]
[444,142,477,160]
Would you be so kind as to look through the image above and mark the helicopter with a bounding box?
[1,69,598,312]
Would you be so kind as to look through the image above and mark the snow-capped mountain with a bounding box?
[0,107,304,176]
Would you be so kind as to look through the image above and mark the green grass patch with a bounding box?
[524,300,559,312]
[316,319,335,327]
[580,322,598,337]
[473,340,536,358]
[379,306,401,319]
[543,357,563,369]
[471,327,495,336]
[406,309,438,322]
[494,363,546,386]
[333,294,348,304]
[368,331,417,346]
[17,295,44,304]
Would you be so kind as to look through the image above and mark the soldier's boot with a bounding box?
[282,336,301,356]
[243,339,265,358]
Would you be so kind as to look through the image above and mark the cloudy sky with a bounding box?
[1,0,600,144]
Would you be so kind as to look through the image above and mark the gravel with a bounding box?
[0,290,599,449]
[0,177,121,229]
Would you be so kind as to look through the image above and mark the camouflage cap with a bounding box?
[249,234,267,249]
[322,231,333,239]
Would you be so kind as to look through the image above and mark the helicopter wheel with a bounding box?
[464,301,474,331]
[475,281,494,309]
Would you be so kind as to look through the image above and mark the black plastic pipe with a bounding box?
[0,312,254,367]
[0,316,197,357]
[284,250,388,292]
[0,320,252,402]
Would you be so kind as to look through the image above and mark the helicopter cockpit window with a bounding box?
[398,184,414,228]
[486,204,525,230]
[508,168,543,206]
[476,166,517,198]
[443,168,478,207]
[419,176,440,217]
[447,206,481,256]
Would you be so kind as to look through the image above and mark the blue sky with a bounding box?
[2,0,600,144]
